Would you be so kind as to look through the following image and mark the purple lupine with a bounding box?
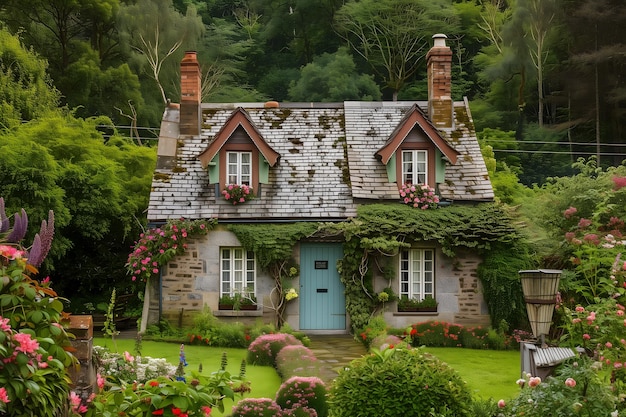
[0,198,9,233]
[28,234,42,267]
[6,209,28,243]
[37,211,54,263]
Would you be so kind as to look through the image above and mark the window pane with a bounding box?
[220,247,256,297]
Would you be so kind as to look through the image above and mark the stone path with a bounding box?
[307,334,367,384]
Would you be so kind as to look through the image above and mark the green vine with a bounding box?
[225,204,529,334]
[323,203,530,333]
[229,223,319,328]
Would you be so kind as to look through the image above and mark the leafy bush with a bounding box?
[0,199,76,417]
[282,406,318,417]
[328,346,473,417]
[276,345,320,379]
[247,333,302,366]
[357,314,388,348]
[275,376,328,417]
[370,334,403,350]
[231,398,283,417]
[86,372,236,417]
[500,357,617,417]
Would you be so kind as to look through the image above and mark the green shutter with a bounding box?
[259,154,269,184]
[435,149,445,183]
[208,155,219,184]
[386,154,396,182]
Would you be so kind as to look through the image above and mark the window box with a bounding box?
[218,293,257,311]
[397,296,438,312]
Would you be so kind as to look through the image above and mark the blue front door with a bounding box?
[299,243,346,330]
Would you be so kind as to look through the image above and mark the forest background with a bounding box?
[1,0,625,313]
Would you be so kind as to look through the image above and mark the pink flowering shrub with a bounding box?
[222,184,254,205]
[126,218,214,282]
[231,398,283,417]
[0,198,76,417]
[399,183,439,209]
[275,345,320,379]
[501,358,616,417]
[275,376,328,417]
[247,333,302,366]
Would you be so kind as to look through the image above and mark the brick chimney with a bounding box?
[179,51,201,136]
[427,34,453,129]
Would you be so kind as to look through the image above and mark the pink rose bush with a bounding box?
[399,183,439,209]
[127,218,214,282]
[222,184,254,205]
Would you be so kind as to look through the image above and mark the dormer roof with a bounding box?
[197,107,280,168]
[375,104,459,165]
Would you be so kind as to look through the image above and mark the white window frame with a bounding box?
[401,150,428,185]
[226,151,252,185]
[220,247,256,297]
[399,248,435,301]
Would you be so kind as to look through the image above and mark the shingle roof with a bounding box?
[147,100,494,222]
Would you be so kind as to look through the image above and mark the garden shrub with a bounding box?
[247,333,302,366]
[276,344,320,379]
[231,398,284,417]
[459,326,489,349]
[282,406,318,417]
[370,334,403,350]
[357,314,388,348]
[500,357,617,417]
[275,376,328,417]
[93,346,177,384]
[328,346,473,417]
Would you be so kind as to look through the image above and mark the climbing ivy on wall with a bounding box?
[227,204,530,333]
[228,223,319,269]
[323,203,531,333]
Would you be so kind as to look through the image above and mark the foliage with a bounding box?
[93,345,177,385]
[397,295,438,310]
[288,47,381,102]
[228,223,319,270]
[275,345,320,380]
[0,201,75,417]
[328,345,473,417]
[335,0,459,98]
[500,357,617,417]
[247,333,303,367]
[0,27,59,128]
[231,398,283,417]
[275,376,328,417]
[222,183,255,205]
[399,183,440,209]
[127,218,215,282]
[325,203,527,333]
[86,371,235,416]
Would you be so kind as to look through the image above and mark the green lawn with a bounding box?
[93,338,521,409]
[423,347,521,401]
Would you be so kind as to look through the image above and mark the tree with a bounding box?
[288,47,381,102]
[516,0,559,128]
[117,0,204,105]
[0,113,156,303]
[0,28,60,128]
[335,0,459,100]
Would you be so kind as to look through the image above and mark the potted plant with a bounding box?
[222,184,254,205]
[397,296,438,312]
[219,293,257,310]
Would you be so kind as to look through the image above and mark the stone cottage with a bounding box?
[141,34,495,334]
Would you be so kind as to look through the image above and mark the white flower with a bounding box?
[611,410,618,417]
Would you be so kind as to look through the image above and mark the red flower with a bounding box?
[152,410,164,415]
[410,328,417,336]
[149,381,159,387]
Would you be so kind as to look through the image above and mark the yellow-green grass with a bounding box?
[424,347,521,401]
[93,339,521,409]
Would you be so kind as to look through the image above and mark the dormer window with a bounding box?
[375,104,459,192]
[227,151,252,185]
[402,150,428,185]
[198,107,280,201]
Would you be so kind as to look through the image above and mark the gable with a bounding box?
[198,107,280,169]
[375,104,459,165]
